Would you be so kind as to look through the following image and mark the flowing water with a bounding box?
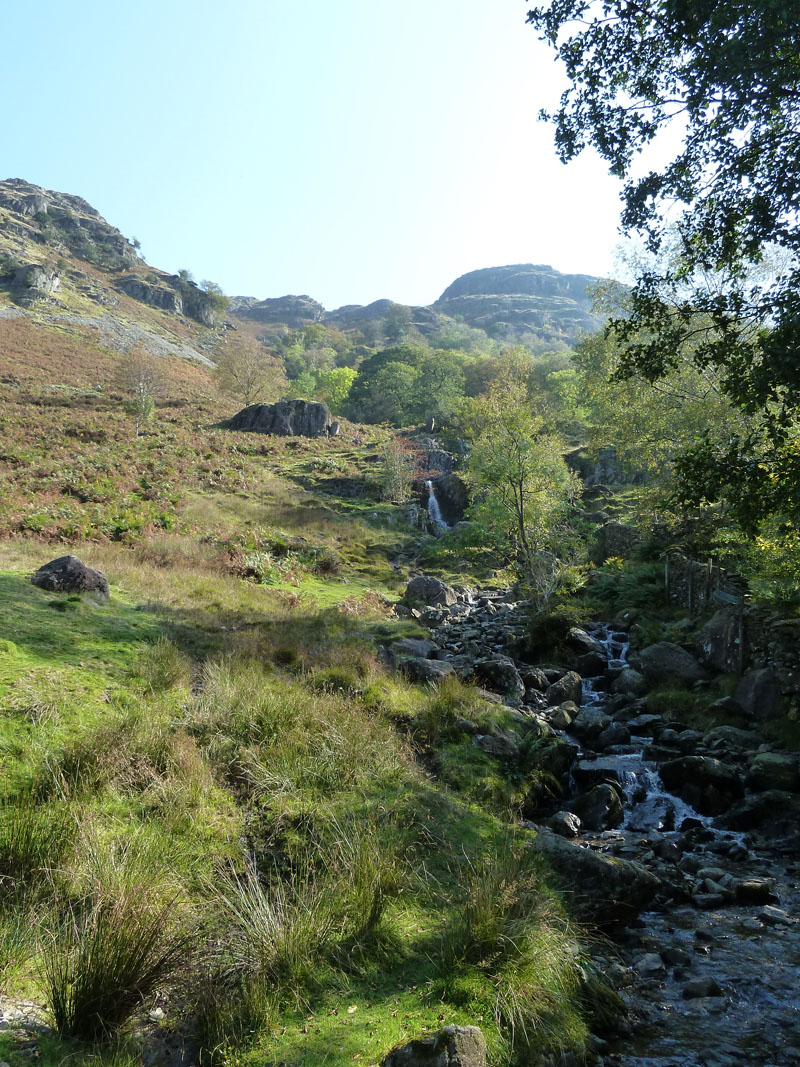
[566,624,800,1067]
[425,479,448,529]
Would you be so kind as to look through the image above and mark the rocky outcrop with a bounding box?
[13,264,60,293]
[434,264,601,345]
[382,1026,487,1067]
[31,555,109,599]
[117,276,181,313]
[237,294,324,327]
[430,474,468,525]
[223,400,332,437]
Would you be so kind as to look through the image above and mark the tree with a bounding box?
[462,382,581,608]
[213,337,287,408]
[115,350,164,436]
[527,1,800,529]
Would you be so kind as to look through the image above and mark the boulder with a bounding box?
[595,722,631,750]
[659,756,744,816]
[747,751,800,792]
[575,651,608,676]
[697,606,743,673]
[520,665,548,691]
[611,668,646,696]
[472,655,525,701]
[382,1025,487,1067]
[547,701,577,729]
[526,736,579,779]
[545,671,583,707]
[529,830,660,924]
[572,784,624,831]
[566,627,605,656]
[639,642,708,686]
[713,791,796,831]
[404,576,457,608]
[389,637,439,660]
[734,668,782,721]
[399,658,454,685]
[569,706,611,744]
[548,811,582,838]
[223,399,332,437]
[475,732,521,761]
[31,555,109,599]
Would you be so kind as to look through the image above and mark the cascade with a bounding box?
[425,480,448,529]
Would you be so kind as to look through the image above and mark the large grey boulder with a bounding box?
[529,830,659,924]
[404,575,457,608]
[472,655,525,702]
[31,555,109,600]
[639,642,708,686]
[545,671,583,706]
[734,668,782,721]
[223,399,332,437]
[659,756,744,816]
[382,1025,487,1067]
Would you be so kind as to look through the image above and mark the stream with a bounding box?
[568,624,800,1067]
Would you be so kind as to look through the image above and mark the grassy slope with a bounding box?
[0,325,601,1067]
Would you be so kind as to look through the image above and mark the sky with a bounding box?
[3,0,630,310]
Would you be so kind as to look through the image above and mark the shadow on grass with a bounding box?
[0,572,162,681]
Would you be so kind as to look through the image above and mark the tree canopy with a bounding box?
[527,0,800,529]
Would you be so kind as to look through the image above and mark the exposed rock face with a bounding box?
[639,642,708,686]
[13,263,60,293]
[529,829,659,924]
[404,575,458,607]
[117,275,181,313]
[430,474,468,525]
[237,294,324,327]
[223,400,332,437]
[31,555,109,599]
[434,264,601,345]
[382,1026,487,1067]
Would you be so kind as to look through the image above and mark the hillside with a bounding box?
[0,179,602,366]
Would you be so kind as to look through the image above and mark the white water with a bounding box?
[579,623,718,834]
[425,480,448,528]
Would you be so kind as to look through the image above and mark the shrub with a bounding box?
[41,884,192,1040]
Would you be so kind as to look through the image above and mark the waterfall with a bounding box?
[425,480,449,529]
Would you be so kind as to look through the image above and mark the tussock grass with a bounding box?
[40,831,195,1041]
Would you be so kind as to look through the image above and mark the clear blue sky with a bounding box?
[3,0,627,309]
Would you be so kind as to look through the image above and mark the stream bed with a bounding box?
[567,624,800,1067]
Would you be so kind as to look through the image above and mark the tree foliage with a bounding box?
[213,337,287,408]
[527,0,800,529]
[462,383,581,607]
